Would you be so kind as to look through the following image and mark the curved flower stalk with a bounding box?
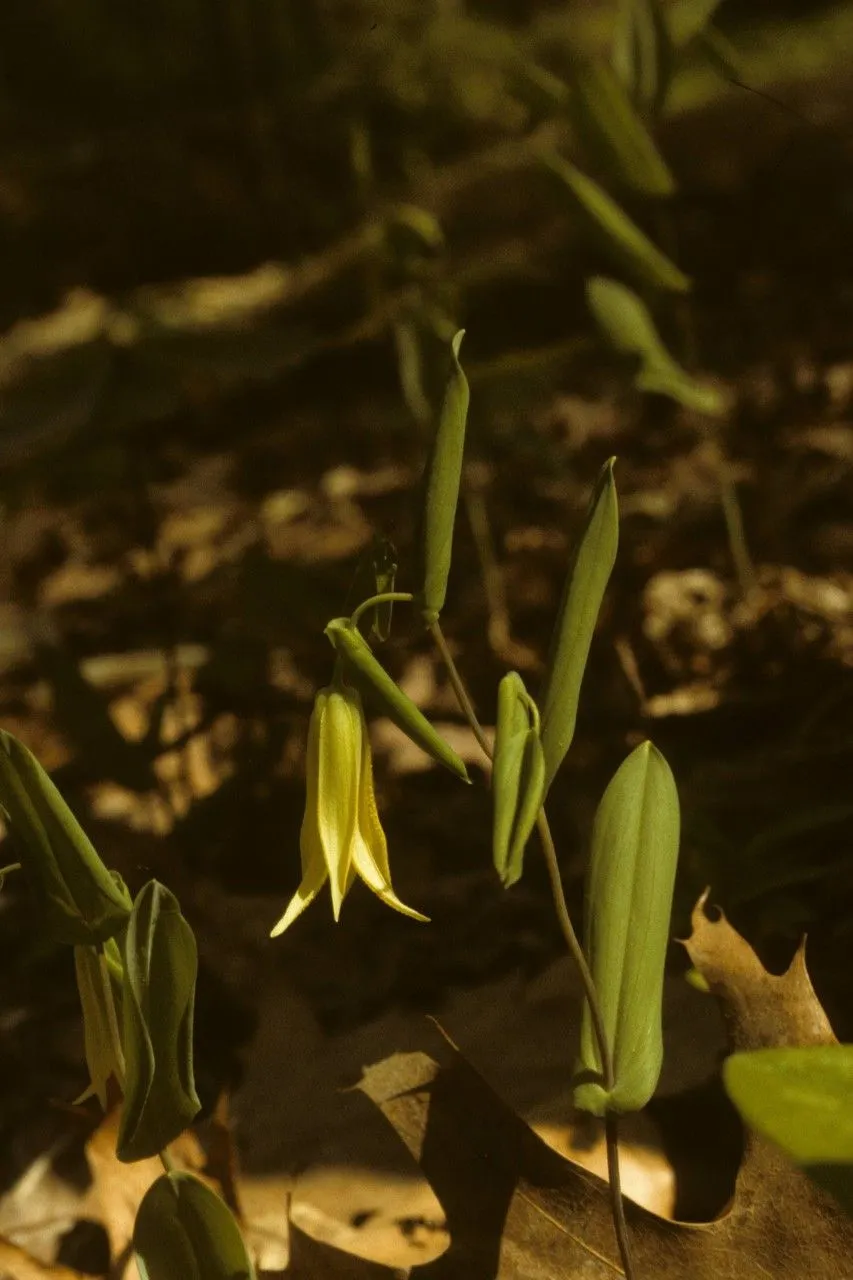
[270,681,428,936]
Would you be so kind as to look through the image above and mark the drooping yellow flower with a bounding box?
[270,683,428,936]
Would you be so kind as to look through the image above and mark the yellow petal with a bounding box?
[314,686,362,919]
[270,856,328,937]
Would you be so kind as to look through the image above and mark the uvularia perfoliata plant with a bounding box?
[270,679,429,936]
[538,458,619,793]
[134,1171,257,1280]
[492,672,545,888]
[0,729,132,944]
[574,741,681,1116]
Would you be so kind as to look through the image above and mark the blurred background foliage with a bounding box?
[2,0,853,1169]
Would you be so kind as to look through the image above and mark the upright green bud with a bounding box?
[538,461,619,793]
[419,330,469,624]
[574,742,680,1116]
[118,881,201,1162]
[612,0,672,116]
[492,673,545,888]
[570,58,675,195]
[325,618,469,783]
[0,730,131,944]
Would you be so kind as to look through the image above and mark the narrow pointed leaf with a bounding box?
[613,0,673,115]
[538,461,619,792]
[492,673,545,888]
[574,742,680,1116]
[724,1046,853,1217]
[587,276,725,414]
[325,618,469,782]
[371,537,398,642]
[571,58,675,195]
[540,150,690,292]
[419,330,470,623]
[0,730,132,944]
[134,1172,256,1280]
[117,881,201,1161]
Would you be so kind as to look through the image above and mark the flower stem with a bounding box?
[0,862,21,889]
[428,618,635,1280]
[350,591,414,629]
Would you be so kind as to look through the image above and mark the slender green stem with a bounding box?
[96,944,126,1089]
[429,618,634,1278]
[350,591,414,629]
[606,1113,635,1280]
[159,1147,177,1176]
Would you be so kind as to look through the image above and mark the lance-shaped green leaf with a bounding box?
[587,276,725,414]
[117,881,201,1162]
[419,330,470,624]
[724,1046,853,1218]
[134,1171,256,1280]
[492,673,545,889]
[612,0,673,115]
[538,461,619,793]
[325,618,469,783]
[539,150,690,293]
[0,730,132,945]
[74,939,124,1110]
[571,58,675,195]
[574,742,680,1116]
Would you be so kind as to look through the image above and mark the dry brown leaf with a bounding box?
[0,1236,90,1280]
[351,895,853,1279]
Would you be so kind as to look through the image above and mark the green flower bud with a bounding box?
[574,741,680,1116]
[492,673,545,888]
[271,682,429,936]
[0,730,131,945]
[325,618,469,782]
[74,939,124,1110]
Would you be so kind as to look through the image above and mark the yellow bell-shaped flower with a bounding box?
[270,682,428,936]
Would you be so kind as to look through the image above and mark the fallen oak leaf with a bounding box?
[356,916,853,1280]
[0,1236,91,1280]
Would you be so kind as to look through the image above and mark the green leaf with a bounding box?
[538,460,619,792]
[724,1046,853,1217]
[134,1172,256,1280]
[571,58,675,194]
[586,276,725,414]
[0,730,132,945]
[574,742,681,1116]
[419,330,470,623]
[539,151,690,292]
[325,618,470,783]
[492,673,545,889]
[117,881,201,1162]
[612,0,673,115]
[371,537,398,643]
[667,0,723,48]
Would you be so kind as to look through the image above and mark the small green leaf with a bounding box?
[0,730,132,945]
[325,618,469,783]
[419,330,470,623]
[587,276,725,414]
[724,1046,853,1217]
[571,58,675,195]
[134,1172,256,1280]
[538,460,619,792]
[117,882,201,1162]
[492,673,546,888]
[539,151,689,292]
[613,0,673,115]
[574,742,681,1116]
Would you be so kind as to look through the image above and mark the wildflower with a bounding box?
[271,683,427,936]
